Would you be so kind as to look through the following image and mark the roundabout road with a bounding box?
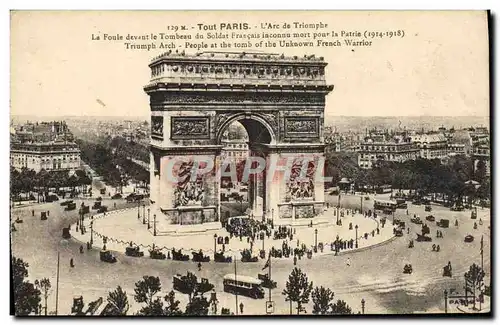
[11,194,491,315]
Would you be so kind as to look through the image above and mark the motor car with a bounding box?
[425,215,435,222]
[464,235,474,243]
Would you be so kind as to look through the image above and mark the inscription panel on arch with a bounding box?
[171,116,210,140]
[284,117,319,138]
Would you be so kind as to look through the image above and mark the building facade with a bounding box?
[411,133,448,160]
[10,121,81,173]
[357,135,419,169]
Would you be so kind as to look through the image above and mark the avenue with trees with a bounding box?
[324,153,491,206]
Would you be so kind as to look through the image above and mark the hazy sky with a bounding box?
[10,11,489,118]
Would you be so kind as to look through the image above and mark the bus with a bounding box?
[223,274,265,299]
[374,199,397,213]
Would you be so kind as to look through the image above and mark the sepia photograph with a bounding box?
[9,10,491,317]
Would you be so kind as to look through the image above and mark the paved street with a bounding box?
[11,193,490,315]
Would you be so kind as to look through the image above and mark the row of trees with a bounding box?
[76,139,149,192]
[324,153,491,203]
[10,168,92,200]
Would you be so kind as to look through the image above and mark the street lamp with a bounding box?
[335,235,339,256]
[90,220,94,246]
[214,234,218,258]
[361,298,365,314]
[142,204,146,224]
[336,206,339,225]
[153,214,157,236]
[314,229,318,251]
[147,208,151,229]
[262,231,265,251]
[355,225,359,248]
[137,201,140,219]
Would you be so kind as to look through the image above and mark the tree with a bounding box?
[103,286,129,316]
[465,263,486,310]
[12,257,41,315]
[185,295,210,316]
[163,290,182,316]
[179,272,199,303]
[134,276,162,316]
[282,267,313,315]
[34,278,51,316]
[311,286,335,315]
[330,299,352,315]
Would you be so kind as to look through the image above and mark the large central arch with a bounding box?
[145,51,334,232]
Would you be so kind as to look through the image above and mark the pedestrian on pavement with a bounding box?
[47,211,50,216]
[70,258,74,268]
[347,257,351,267]
[198,262,202,271]
[239,302,244,314]
[32,209,34,217]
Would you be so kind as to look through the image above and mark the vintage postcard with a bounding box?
[10,10,491,316]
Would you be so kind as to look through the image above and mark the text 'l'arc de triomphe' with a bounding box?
[145,51,334,232]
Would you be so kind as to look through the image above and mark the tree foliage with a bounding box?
[12,256,41,316]
[282,267,313,315]
[104,286,129,316]
[311,286,335,315]
[330,299,353,315]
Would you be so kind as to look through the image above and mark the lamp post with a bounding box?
[361,298,365,314]
[214,234,217,259]
[90,220,94,246]
[147,208,151,229]
[137,201,140,219]
[153,214,157,236]
[314,229,318,251]
[271,208,274,225]
[142,204,146,224]
[355,225,359,248]
[335,235,339,256]
[262,231,265,251]
[336,206,339,225]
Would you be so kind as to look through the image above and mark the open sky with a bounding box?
[10,11,489,118]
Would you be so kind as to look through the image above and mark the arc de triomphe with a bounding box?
[145,51,333,231]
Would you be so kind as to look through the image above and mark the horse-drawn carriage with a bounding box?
[411,216,423,224]
[80,204,90,214]
[192,250,210,262]
[214,252,232,263]
[100,250,117,263]
[149,248,166,260]
[171,249,190,261]
[241,249,258,262]
[41,211,48,220]
[92,201,102,210]
[125,246,144,257]
[394,228,404,237]
[97,206,108,213]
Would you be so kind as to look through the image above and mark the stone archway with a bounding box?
[145,51,334,231]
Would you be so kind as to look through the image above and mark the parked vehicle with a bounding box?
[437,219,450,228]
[411,216,423,224]
[149,248,166,260]
[97,206,108,213]
[172,249,189,261]
[425,215,435,222]
[100,250,117,263]
[111,193,122,200]
[41,211,48,220]
[60,200,74,207]
[241,249,258,262]
[403,264,413,274]
[125,246,144,257]
[425,205,432,212]
[92,201,102,210]
[65,202,77,211]
[464,235,474,243]
[62,227,71,239]
[192,250,210,262]
[214,252,232,263]
[223,274,265,299]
